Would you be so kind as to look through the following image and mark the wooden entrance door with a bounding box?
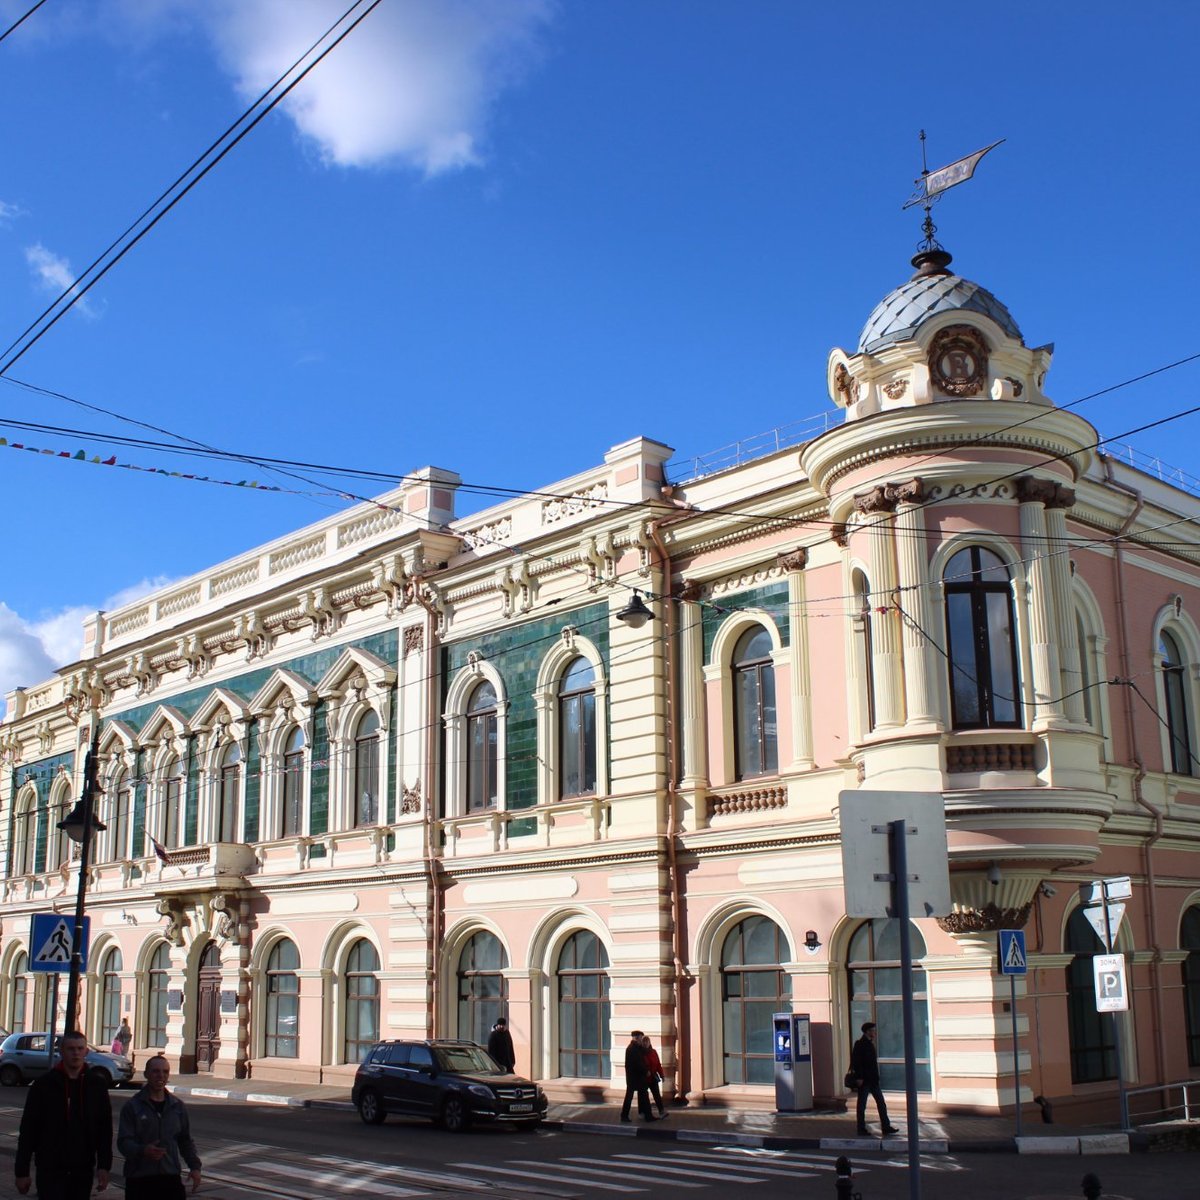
[195,942,221,1073]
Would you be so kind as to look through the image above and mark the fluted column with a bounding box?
[779,549,815,769]
[1043,490,1085,723]
[892,480,942,729]
[677,582,708,789]
[853,486,904,729]
[1017,477,1066,727]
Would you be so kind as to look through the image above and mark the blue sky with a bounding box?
[1,0,1197,699]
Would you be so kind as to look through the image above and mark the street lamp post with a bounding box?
[57,725,105,1033]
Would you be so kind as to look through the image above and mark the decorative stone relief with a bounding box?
[1005,376,1024,398]
[937,902,1032,934]
[401,781,422,815]
[852,485,899,516]
[833,362,853,406]
[541,482,608,525]
[403,626,424,657]
[928,324,989,397]
[883,379,908,400]
[156,898,187,947]
[462,516,513,551]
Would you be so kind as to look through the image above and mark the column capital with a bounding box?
[853,485,898,515]
[777,547,808,572]
[887,478,927,507]
[1015,475,1060,506]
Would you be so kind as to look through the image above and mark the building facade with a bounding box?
[3,245,1200,1119]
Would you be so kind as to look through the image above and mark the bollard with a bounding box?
[834,1154,859,1200]
[1081,1172,1102,1200]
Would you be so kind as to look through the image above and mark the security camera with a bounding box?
[987,862,1002,887]
[1039,882,1057,898]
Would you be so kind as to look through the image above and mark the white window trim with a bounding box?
[1150,606,1200,778]
[534,634,609,806]
[444,659,509,817]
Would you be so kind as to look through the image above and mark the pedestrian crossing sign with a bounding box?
[29,912,90,973]
[998,929,1027,976]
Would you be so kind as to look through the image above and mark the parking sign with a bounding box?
[1093,953,1128,1012]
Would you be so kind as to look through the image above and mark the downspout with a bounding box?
[647,494,696,1104]
[407,576,444,1040]
[1102,456,1167,1083]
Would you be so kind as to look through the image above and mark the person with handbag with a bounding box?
[850,1022,898,1137]
[640,1034,667,1118]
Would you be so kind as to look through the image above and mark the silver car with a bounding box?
[0,1031,134,1088]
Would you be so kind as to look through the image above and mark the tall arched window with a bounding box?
[218,743,242,842]
[854,571,877,734]
[943,546,1020,730]
[280,728,305,838]
[457,931,508,1046]
[847,919,931,1091]
[14,790,37,876]
[100,948,123,1048]
[344,939,380,1063]
[265,939,300,1058]
[1076,609,1094,726]
[353,711,380,827]
[46,784,69,872]
[721,915,789,1084]
[110,771,131,861]
[557,930,610,1078]
[1160,630,1193,775]
[10,952,30,1033]
[559,658,596,799]
[733,628,778,779]
[1184,906,1200,1067]
[146,943,170,1048]
[163,757,184,849]
[1066,907,1117,1082]
[467,682,499,811]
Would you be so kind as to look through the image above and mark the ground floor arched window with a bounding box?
[1066,907,1117,1083]
[721,915,789,1084]
[847,919,931,1092]
[146,944,170,1048]
[557,930,610,1079]
[99,947,123,1047]
[457,931,507,1047]
[1181,905,1200,1067]
[344,940,380,1064]
[9,952,30,1033]
[265,939,300,1059]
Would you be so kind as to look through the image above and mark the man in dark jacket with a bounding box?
[117,1056,202,1198]
[15,1029,113,1198]
[620,1030,655,1122]
[486,1017,516,1072]
[850,1021,898,1136]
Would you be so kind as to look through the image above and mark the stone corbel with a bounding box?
[156,898,187,947]
[628,519,656,576]
[301,589,338,641]
[210,892,241,945]
[777,547,808,573]
[581,533,617,590]
[852,485,899,516]
[1015,475,1060,506]
[240,611,270,661]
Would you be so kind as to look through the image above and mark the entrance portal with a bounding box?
[195,942,221,1073]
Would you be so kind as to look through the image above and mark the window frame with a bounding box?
[280,726,306,839]
[217,741,242,843]
[555,929,610,1079]
[99,947,123,1048]
[351,709,381,829]
[533,636,609,807]
[720,915,790,1085]
[342,938,380,1064]
[264,939,300,1059]
[456,930,508,1046]
[466,681,500,812]
[1157,628,1195,776]
[732,626,779,780]
[558,657,597,800]
[145,942,171,1048]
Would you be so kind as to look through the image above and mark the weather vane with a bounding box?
[903,131,1004,251]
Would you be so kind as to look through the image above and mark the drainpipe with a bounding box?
[647,493,696,1104]
[407,576,444,1039]
[1102,456,1167,1084]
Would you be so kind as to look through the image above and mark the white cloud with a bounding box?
[24,243,101,318]
[201,0,555,174]
[0,577,177,718]
[0,199,23,224]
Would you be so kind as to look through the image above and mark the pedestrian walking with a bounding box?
[850,1021,898,1136]
[620,1030,655,1122]
[641,1034,667,1117]
[113,1016,132,1057]
[14,1029,113,1198]
[117,1056,202,1198]
[486,1017,516,1073]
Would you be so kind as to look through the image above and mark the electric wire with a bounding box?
[0,0,48,46]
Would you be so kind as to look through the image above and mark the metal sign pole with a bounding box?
[891,818,921,1200]
[1010,972,1021,1139]
[1100,882,1130,1131]
[47,972,60,1072]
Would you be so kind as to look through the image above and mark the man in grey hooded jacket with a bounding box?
[117,1057,202,1198]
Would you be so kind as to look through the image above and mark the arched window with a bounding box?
[847,919,931,1092]
[344,939,380,1063]
[110,771,131,862]
[721,915,789,1084]
[265,939,300,1058]
[1076,609,1094,726]
[353,711,380,828]
[146,943,170,1048]
[10,951,30,1033]
[559,658,596,799]
[733,628,778,779]
[218,743,242,842]
[457,931,508,1046]
[1184,906,1200,1068]
[943,546,1020,730]
[280,728,305,838]
[163,757,184,849]
[46,784,69,872]
[467,683,499,811]
[1066,907,1117,1083]
[557,930,610,1078]
[100,948,123,1048]
[14,790,37,876]
[1160,630,1193,775]
[854,571,877,734]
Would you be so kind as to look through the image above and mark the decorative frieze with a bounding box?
[461,516,513,551]
[937,902,1032,934]
[541,482,608,525]
[212,562,260,598]
[403,626,424,657]
[777,547,809,572]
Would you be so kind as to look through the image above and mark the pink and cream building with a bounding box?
[3,244,1199,1120]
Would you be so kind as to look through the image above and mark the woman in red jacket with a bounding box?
[641,1035,667,1117]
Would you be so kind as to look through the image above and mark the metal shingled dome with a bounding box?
[857,272,1023,355]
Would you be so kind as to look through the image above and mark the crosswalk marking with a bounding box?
[659,1149,831,1177]
[453,1162,642,1192]
[253,1160,426,1197]
[510,1157,704,1189]
[574,1153,771,1184]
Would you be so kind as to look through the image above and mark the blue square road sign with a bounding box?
[998,929,1027,976]
[29,913,90,973]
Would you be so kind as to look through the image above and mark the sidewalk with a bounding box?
[161,1074,1148,1156]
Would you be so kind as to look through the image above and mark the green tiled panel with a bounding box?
[441,602,610,815]
[9,751,74,874]
[702,582,791,663]
[244,719,260,842]
[310,702,329,836]
[386,684,397,824]
[185,736,199,845]
[132,748,146,858]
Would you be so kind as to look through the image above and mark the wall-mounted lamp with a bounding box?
[616,590,655,629]
[804,929,822,954]
[987,861,1002,887]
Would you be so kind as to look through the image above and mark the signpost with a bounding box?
[29,913,90,1074]
[998,929,1027,1137]
[840,791,951,1200]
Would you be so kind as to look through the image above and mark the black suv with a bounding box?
[353,1039,547,1133]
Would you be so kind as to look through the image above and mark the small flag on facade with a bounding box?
[149,836,174,866]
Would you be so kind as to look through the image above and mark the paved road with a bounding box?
[0,1091,1192,1199]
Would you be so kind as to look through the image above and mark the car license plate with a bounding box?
[509,1103,533,1113]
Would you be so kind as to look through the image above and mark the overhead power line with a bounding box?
[0,0,48,46]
